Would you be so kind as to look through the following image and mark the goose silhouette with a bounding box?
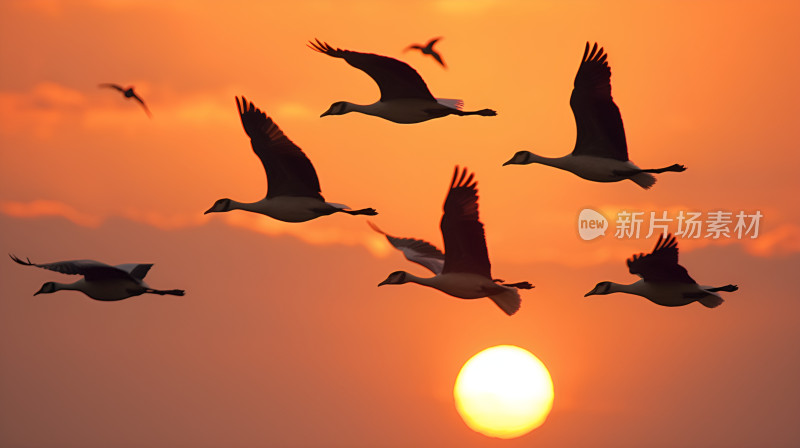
[585,234,738,307]
[503,43,685,189]
[372,167,532,316]
[99,83,152,117]
[10,254,184,301]
[205,97,377,221]
[404,37,446,68]
[309,39,495,123]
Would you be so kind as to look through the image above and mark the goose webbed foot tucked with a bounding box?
[663,163,687,173]
[613,164,687,178]
[147,288,185,296]
[473,108,497,116]
[342,207,378,216]
[503,281,534,289]
[639,164,687,174]
[455,108,497,117]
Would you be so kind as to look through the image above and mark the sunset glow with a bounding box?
[1,1,799,447]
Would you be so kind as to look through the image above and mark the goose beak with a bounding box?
[378,279,391,287]
[320,109,332,118]
[584,289,597,297]
[203,206,215,215]
[502,158,514,166]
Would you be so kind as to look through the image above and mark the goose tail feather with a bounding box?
[435,98,464,110]
[631,173,656,189]
[489,289,522,316]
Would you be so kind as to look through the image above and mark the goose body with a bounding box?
[10,255,184,301]
[371,167,532,316]
[99,83,151,117]
[503,42,685,189]
[404,37,446,68]
[509,154,656,185]
[208,196,358,223]
[381,272,510,300]
[584,234,738,308]
[329,98,468,125]
[205,97,377,221]
[309,39,495,124]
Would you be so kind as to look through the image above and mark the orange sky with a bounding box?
[1,1,799,447]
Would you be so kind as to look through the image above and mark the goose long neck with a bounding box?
[404,272,437,288]
[346,102,374,114]
[229,199,262,213]
[525,152,569,168]
[54,281,81,292]
[607,282,641,296]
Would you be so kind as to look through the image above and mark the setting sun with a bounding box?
[454,345,554,439]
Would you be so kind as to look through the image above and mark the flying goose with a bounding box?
[99,83,152,117]
[584,234,738,307]
[308,39,495,123]
[404,37,446,68]
[205,97,377,221]
[503,42,685,189]
[372,167,533,316]
[10,254,184,301]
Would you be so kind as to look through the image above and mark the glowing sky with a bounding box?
[1,1,799,447]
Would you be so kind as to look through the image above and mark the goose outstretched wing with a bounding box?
[627,234,696,284]
[115,263,154,280]
[10,255,135,281]
[309,39,436,102]
[98,83,126,93]
[570,42,629,162]
[368,221,445,275]
[236,97,324,200]
[440,167,492,278]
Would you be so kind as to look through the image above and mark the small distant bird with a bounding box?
[308,39,495,123]
[404,37,446,68]
[503,42,685,189]
[372,166,533,316]
[10,254,184,301]
[584,234,738,307]
[99,83,152,117]
[205,97,377,221]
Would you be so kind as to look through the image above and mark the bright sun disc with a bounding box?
[454,345,554,439]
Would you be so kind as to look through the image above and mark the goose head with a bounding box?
[584,281,613,297]
[503,150,535,166]
[205,198,232,214]
[320,101,352,117]
[34,281,58,296]
[378,271,409,286]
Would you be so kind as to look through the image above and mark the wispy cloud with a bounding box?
[0,200,103,228]
[0,199,391,257]
[2,198,796,267]
[0,82,318,138]
[0,82,87,138]
[744,224,800,257]
[219,213,391,257]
